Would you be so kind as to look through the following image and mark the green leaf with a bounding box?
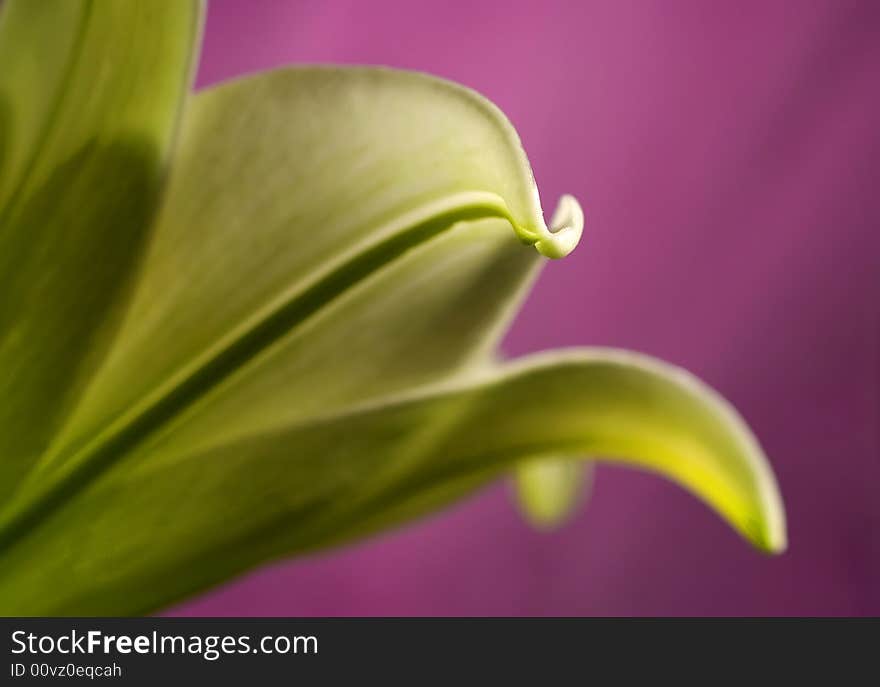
[0,350,785,614]
[0,0,203,500]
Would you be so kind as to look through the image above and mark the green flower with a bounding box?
[0,1,784,615]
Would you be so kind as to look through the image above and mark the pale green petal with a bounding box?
[0,349,785,615]
[4,67,582,535]
[0,0,203,499]
[34,67,581,483]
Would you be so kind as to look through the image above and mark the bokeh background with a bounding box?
[170,0,879,615]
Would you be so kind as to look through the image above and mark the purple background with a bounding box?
[169,0,879,615]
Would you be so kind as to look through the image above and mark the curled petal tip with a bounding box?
[534,194,584,259]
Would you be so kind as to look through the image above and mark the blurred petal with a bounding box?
[515,458,592,529]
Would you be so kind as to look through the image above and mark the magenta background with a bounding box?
[169,0,880,615]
